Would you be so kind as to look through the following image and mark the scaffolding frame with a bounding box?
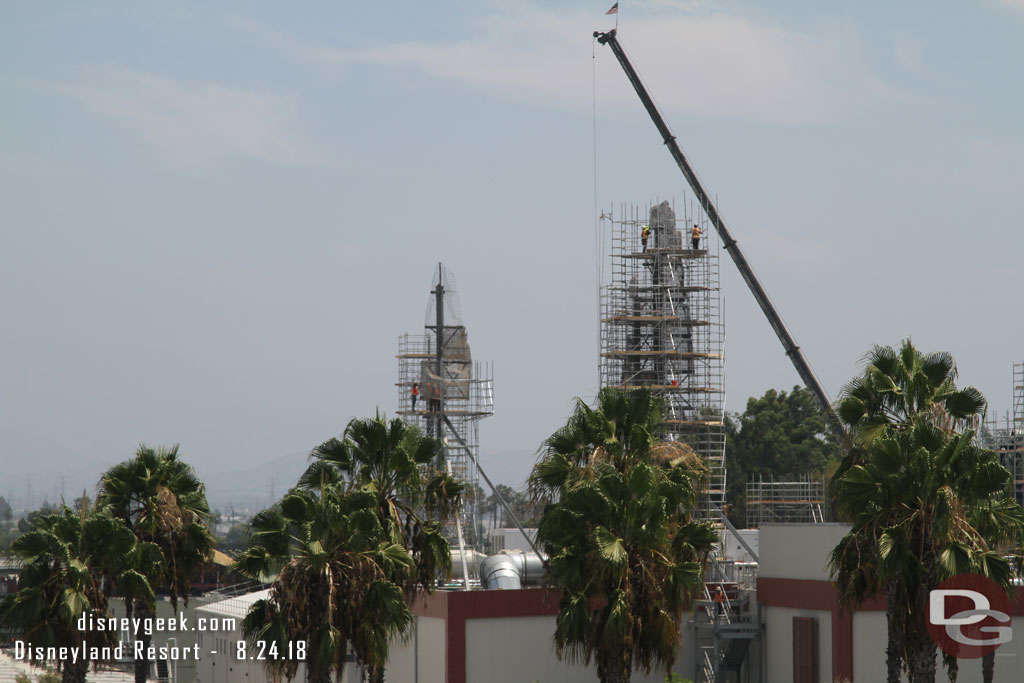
[981,362,1024,508]
[396,265,494,550]
[745,476,827,527]
[1015,362,1024,503]
[599,201,726,517]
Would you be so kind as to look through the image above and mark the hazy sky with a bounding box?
[3,1,1023,508]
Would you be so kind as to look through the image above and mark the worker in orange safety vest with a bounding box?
[691,224,701,250]
[411,382,420,411]
[713,586,726,616]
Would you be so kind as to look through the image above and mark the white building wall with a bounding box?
[853,611,1024,683]
[763,606,831,683]
[193,592,308,683]
[462,615,693,683]
[385,616,445,683]
[758,524,850,580]
[720,528,759,563]
[851,611,887,683]
[488,528,537,553]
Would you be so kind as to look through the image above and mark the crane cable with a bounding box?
[593,34,603,390]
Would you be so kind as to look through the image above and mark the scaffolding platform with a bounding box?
[599,201,726,519]
[624,248,708,259]
[602,316,712,325]
[602,350,722,359]
[607,384,722,393]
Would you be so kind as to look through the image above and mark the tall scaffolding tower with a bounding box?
[599,201,726,517]
[396,264,494,548]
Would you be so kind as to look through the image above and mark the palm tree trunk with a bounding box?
[62,659,89,683]
[134,599,153,683]
[307,668,332,683]
[603,669,630,683]
[982,651,994,683]
[369,664,386,683]
[905,622,937,683]
[598,658,631,683]
[885,582,904,683]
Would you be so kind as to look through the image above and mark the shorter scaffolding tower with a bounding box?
[746,477,827,526]
[396,265,494,551]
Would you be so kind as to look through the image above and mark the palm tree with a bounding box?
[829,341,1024,683]
[97,444,215,683]
[234,486,414,683]
[300,416,462,599]
[0,506,154,683]
[298,417,462,682]
[529,388,717,683]
[834,339,985,446]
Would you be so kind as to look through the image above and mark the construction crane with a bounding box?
[594,28,845,441]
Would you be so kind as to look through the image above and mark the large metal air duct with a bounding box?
[479,550,546,590]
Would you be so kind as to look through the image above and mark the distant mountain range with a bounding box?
[2,446,536,517]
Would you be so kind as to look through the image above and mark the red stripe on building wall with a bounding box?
[759,576,1024,682]
[758,578,855,681]
[411,588,562,683]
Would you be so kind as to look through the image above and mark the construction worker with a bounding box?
[411,382,420,411]
[641,224,651,252]
[713,585,726,617]
[691,224,701,250]
[428,383,441,413]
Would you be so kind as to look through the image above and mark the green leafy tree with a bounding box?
[72,494,91,514]
[17,503,56,534]
[724,386,840,526]
[219,523,251,553]
[235,486,414,683]
[529,388,717,683]
[0,507,154,683]
[0,496,12,523]
[98,444,215,683]
[829,341,1024,683]
[486,484,517,527]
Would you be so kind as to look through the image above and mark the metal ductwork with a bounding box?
[448,549,487,581]
[479,550,546,590]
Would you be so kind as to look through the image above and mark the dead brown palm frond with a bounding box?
[650,441,705,472]
[155,485,186,533]
[928,404,956,435]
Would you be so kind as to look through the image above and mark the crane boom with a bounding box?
[594,28,844,439]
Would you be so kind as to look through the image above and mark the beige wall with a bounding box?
[851,611,887,683]
[763,606,831,683]
[758,524,851,581]
[385,616,445,683]
[462,615,693,683]
[853,611,1024,683]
